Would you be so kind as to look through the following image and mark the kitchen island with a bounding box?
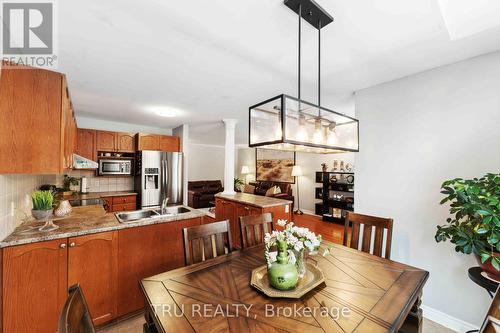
[215,192,292,248]
[0,204,204,332]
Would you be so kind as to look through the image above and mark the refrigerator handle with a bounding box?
[164,154,169,203]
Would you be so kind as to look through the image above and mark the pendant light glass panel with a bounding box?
[249,94,359,153]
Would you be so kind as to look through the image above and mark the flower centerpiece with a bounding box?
[264,219,327,290]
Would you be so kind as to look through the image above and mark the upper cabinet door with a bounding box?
[68,231,118,326]
[0,64,63,174]
[3,239,68,333]
[116,132,135,152]
[76,129,97,161]
[137,134,160,151]
[159,135,180,152]
[96,130,116,151]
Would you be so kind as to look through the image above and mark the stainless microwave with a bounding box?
[98,159,132,176]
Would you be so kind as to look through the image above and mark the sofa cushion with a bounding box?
[243,184,255,194]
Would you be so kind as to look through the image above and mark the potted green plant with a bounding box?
[31,190,54,220]
[234,178,245,192]
[435,173,500,280]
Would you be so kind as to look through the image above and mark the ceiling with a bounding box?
[58,0,500,145]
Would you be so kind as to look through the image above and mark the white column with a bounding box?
[222,119,238,195]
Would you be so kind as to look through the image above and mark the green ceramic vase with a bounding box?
[267,239,298,290]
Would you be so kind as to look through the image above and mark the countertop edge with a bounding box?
[0,208,205,248]
[214,193,292,208]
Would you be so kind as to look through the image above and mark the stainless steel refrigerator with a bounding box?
[135,151,183,209]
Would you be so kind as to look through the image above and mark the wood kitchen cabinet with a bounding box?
[215,198,292,248]
[2,231,119,332]
[0,62,77,174]
[76,128,97,161]
[117,217,201,316]
[136,133,160,151]
[2,239,68,333]
[116,132,135,152]
[68,232,118,326]
[159,135,180,152]
[136,133,180,152]
[96,130,117,151]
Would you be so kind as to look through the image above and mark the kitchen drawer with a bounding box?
[112,195,136,205]
[111,203,137,212]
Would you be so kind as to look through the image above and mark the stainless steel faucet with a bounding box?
[160,197,169,214]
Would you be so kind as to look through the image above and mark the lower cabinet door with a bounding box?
[3,239,68,333]
[117,218,201,317]
[68,231,118,326]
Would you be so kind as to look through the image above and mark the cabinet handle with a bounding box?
[245,207,250,210]
[60,243,66,248]
[69,242,76,247]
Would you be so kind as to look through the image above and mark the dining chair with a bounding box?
[239,213,273,248]
[58,284,96,333]
[183,219,233,265]
[478,285,500,333]
[343,212,393,259]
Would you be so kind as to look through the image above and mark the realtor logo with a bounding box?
[1,0,57,68]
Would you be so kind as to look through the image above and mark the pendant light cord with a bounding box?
[298,4,302,101]
[318,20,321,109]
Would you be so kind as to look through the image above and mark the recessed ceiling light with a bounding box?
[146,106,183,118]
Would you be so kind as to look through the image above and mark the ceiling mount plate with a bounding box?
[284,0,334,29]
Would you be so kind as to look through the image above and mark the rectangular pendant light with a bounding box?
[249,94,359,154]
[248,0,359,154]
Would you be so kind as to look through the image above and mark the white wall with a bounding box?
[355,51,500,329]
[237,148,355,214]
[188,144,226,184]
[76,115,173,135]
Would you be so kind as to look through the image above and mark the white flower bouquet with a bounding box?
[264,219,329,277]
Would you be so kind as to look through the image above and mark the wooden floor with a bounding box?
[98,312,457,333]
[292,212,346,244]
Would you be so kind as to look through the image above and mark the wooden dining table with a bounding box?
[140,241,428,333]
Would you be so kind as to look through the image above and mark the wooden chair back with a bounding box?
[183,220,232,265]
[239,213,273,248]
[58,284,96,333]
[343,212,393,259]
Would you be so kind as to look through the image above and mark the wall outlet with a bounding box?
[285,204,289,213]
[10,201,15,217]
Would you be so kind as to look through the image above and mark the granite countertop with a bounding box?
[62,191,139,200]
[0,204,205,248]
[215,192,292,208]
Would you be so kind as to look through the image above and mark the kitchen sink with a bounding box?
[115,209,159,223]
[115,206,191,223]
[154,206,191,215]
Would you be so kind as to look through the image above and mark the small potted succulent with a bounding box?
[31,190,54,220]
[435,173,500,280]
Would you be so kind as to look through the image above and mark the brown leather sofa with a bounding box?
[188,180,223,208]
[249,181,294,208]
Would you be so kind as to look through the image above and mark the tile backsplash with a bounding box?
[62,170,134,193]
[0,174,57,239]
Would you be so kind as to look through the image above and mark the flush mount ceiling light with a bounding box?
[147,106,182,118]
[249,0,359,154]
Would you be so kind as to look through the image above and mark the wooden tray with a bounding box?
[250,262,325,298]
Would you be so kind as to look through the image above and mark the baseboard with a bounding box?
[422,304,477,332]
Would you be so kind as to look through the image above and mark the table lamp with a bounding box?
[291,165,303,215]
[241,165,250,184]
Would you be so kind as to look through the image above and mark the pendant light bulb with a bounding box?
[313,118,323,144]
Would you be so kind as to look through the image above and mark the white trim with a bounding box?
[422,304,477,333]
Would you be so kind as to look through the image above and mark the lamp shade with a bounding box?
[291,165,303,177]
[241,165,250,174]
